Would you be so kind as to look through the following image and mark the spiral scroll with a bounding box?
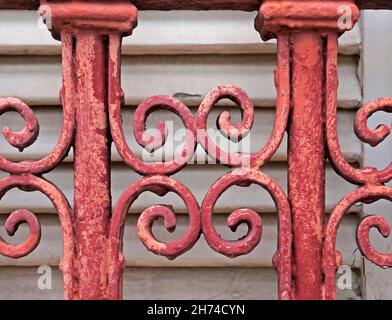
[324,32,392,299]
[107,33,201,299]
[0,31,76,299]
[108,36,197,176]
[0,208,40,259]
[198,34,292,300]
[109,175,200,299]
[0,175,74,299]
[0,32,75,175]
[201,169,292,300]
[196,39,290,169]
[323,185,392,299]
[326,33,392,186]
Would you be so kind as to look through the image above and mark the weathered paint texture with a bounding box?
[288,31,326,300]
[197,36,292,300]
[0,0,390,301]
[323,33,392,300]
[40,0,138,299]
[256,0,392,300]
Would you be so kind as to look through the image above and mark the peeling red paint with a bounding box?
[0,175,74,299]
[198,37,292,300]
[40,0,138,40]
[109,175,201,299]
[201,169,292,300]
[256,0,390,301]
[110,94,197,175]
[323,32,392,300]
[323,185,392,299]
[256,0,359,41]
[0,98,39,152]
[288,30,326,300]
[0,94,73,174]
[0,0,390,301]
[326,35,392,186]
[40,0,138,300]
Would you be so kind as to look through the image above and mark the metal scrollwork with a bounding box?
[0,175,74,299]
[108,33,201,299]
[108,32,293,300]
[0,33,75,175]
[198,35,292,300]
[324,33,392,299]
[0,31,76,299]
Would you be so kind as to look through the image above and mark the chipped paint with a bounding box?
[323,32,392,300]
[40,0,138,300]
[0,0,389,301]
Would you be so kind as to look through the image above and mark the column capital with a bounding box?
[39,0,138,40]
[255,0,360,40]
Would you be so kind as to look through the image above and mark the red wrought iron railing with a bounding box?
[0,0,390,300]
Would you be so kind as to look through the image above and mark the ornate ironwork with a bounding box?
[0,0,390,300]
[196,38,292,300]
[323,33,392,300]
[0,89,74,298]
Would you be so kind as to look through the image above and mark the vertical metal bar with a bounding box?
[288,31,325,300]
[74,31,111,299]
[39,0,137,299]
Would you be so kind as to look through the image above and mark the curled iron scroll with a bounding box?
[324,32,392,299]
[0,32,75,175]
[109,175,200,299]
[323,185,392,299]
[0,175,74,299]
[326,33,392,185]
[199,34,292,300]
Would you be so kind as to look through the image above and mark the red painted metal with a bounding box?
[255,0,360,300]
[0,0,390,300]
[323,33,392,300]
[0,96,73,174]
[107,27,201,299]
[109,175,200,299]
[0,173,74,298]
[197,39,292,300]
[287,31,326,300]
[72,31,112,300]
[43,0,137,299]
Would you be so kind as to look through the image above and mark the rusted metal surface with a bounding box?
[2,0,392,11]
[0,0,390,301]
